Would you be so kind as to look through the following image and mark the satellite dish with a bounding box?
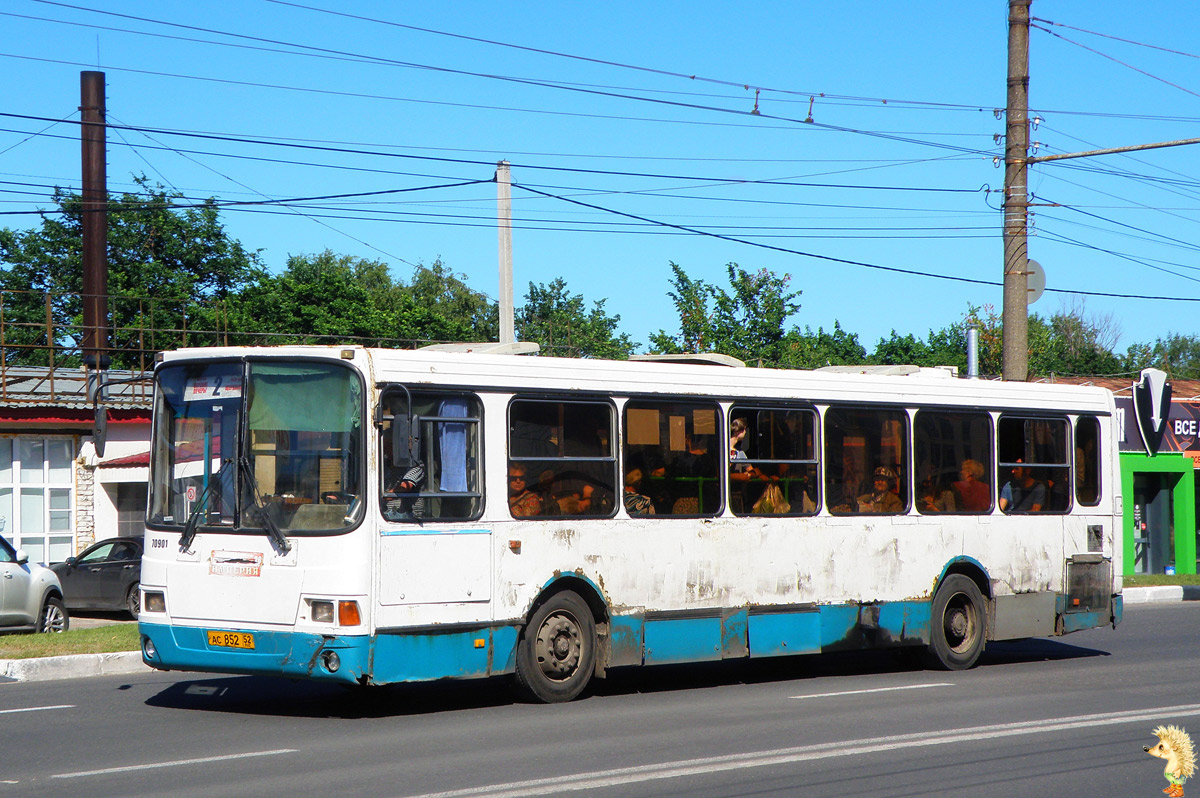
[1026,259,1046,305]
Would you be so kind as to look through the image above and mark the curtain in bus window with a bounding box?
[248,364,360,433]
[438,398,469,492]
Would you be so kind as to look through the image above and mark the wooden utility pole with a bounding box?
[80,70,109,455]
[1002,0,1031,381]
[496,160,514,344]
[80,70,109,371]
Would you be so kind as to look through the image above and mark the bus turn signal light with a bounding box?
[338,601,362,626]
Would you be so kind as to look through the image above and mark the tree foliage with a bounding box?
[517,277,636,358]
[650,262,803,365]
[0,176,265,365]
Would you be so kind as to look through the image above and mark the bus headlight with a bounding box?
[310,600,335,623]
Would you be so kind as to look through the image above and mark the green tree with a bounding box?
[517,277,636,358]
[401,260,498,343]
[778,321,867,368]
[0,176,265,366]
[1124,332,1200,379]
[650,261,803,365]
[216,250,395,344]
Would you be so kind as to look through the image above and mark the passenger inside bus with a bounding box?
[667,433,717,515]
[999,460,1045,512]
[918,474,956,513]
[856,466,904,513]
[952,458,991,512]
[384,461,426,520]
[508,463,543,516]
[623,468,655,516]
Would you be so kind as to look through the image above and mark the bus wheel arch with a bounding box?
[514,578,605,703]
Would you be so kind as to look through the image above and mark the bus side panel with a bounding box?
[747,609,820,657]
[369,625,518,684]
[643,614,722,664]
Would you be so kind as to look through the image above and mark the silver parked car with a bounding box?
[0,533,69,633]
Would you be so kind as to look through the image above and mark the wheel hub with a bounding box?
[535,612,582,680]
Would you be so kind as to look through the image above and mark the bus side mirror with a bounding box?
[391,414,419,467]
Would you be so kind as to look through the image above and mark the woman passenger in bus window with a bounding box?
[508,463,543,517]
[952,459,990,512]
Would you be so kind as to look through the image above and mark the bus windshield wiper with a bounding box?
[178,458,232,552]
[238,456,292,555]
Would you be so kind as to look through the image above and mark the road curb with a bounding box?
[0,651,149,682]
[1122,585,1200,604]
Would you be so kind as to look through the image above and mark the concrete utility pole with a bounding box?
[1002,0,1031,382]
[496,160,514,344]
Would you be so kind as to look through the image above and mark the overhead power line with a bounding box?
[0,113,992,192]
[515,183,1200,303]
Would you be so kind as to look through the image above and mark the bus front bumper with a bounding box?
[139,622,370,684]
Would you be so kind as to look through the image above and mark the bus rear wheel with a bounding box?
[515,590,596,703]
[927,574,986,670]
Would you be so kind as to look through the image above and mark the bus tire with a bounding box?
[927,574,986,670]
[514,590,596,703]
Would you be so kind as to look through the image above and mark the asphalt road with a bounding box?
[0,602,1195,798]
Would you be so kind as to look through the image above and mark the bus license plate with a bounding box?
[207,631,255,650]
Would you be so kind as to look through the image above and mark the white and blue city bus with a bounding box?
[137,346,1121,702]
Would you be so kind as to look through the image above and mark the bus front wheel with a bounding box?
[515,590,597,703]
[927,574,986,670]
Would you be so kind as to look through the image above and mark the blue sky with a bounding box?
[3,1,1200,358]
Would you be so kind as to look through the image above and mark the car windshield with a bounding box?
[148,360,363,535]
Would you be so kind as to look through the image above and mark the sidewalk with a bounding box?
[2,587,1196,683]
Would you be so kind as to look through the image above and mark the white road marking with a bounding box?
[51,749,298,779]
[791,682,954,699]
[0,704,74,714]
[397,702,1200,798]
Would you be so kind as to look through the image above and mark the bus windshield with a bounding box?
[148,360,363,535]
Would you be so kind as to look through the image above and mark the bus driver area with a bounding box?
[135,347,1121,702]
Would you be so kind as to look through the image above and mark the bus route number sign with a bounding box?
[184,376,242,402]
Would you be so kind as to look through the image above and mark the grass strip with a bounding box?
[0,624,140,660]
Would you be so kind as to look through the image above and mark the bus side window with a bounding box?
[728,406,818,517]
[997,416,1070,514]
[1075,415,1101,506]
[623,400,721,517]
[380,390,482,522]
[508,398,617,519]
[824,406,909,515]
[913,410,993,514]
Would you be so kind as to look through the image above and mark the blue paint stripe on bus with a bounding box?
[371,626,519,682]
[139,622,370,684]
[379,528,492,537]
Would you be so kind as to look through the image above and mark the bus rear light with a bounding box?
[144,591,166,613]
[311,600,335,623]
[338,601,362,626]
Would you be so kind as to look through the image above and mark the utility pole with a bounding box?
[1002,0,1031,381]
[496,160,514,344]
[80,70,110,454]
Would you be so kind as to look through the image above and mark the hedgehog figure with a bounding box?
[1146,725,1196,798]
